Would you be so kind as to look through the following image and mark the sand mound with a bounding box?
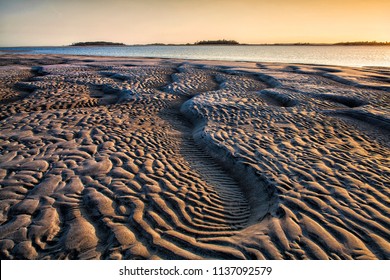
[0,54,389,259]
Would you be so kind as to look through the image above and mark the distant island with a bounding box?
[71,41,126,46]
[194,40,240,45]
[259,41,390,46]
[333,41,390,46]
[137,40,240,46]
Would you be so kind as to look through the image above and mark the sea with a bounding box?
[1,45,390,68]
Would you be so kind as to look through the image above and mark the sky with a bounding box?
[0,0,389,46]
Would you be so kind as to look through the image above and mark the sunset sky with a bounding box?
[0,0,389,46]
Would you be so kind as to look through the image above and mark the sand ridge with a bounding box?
[0,54,389,259]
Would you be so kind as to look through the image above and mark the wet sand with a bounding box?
[0,54,389,259]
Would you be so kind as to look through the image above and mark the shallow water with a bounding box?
[2,45,390,67]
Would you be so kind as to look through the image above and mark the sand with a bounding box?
[0,54,389,260]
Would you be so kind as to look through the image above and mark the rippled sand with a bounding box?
[0,54,389,260]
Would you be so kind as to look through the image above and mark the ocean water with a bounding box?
[1,45,390,67]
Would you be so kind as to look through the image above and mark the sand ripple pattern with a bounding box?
[0,55,389,259]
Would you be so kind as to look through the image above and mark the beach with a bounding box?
[0,54,389,260]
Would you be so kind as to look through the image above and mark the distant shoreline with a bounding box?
[67,40,390,47]
[2,42,390,48]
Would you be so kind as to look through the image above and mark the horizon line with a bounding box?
[1,40,390,48]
